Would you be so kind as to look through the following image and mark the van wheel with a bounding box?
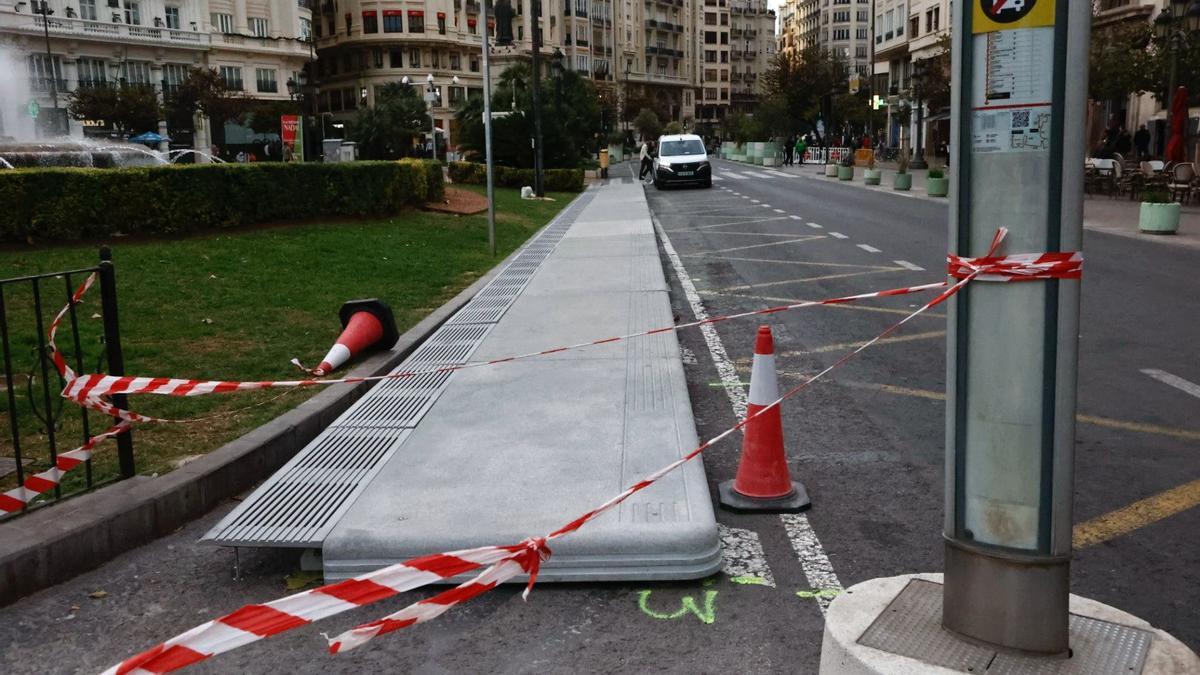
[703,178,712,188]
[654,176,664,189]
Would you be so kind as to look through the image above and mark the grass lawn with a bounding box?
[0,185,574,503]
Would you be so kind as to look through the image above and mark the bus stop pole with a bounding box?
[942,0,1089,654]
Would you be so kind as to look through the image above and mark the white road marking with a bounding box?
[726,173,750,180]
[760,204,773,209]
[1141,369,1200,400]
[656,216,841,615]
[684,236,824,256]
[857,244,882,253]
[894,260,925,271]
[654,219,746,420]
[773,208,786,213]
[711,176,725,182]
[744,171,774,179]
[765,170,792,178]
[742,196,751,200]
[807,222,822,229]
[782,514,843,614]
[718,524,777,587]
[750,199,760,203]
[789,215,804,221]
[829,232,848,239]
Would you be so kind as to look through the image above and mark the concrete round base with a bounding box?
[820,573,1200,675]
[717,480,810,513]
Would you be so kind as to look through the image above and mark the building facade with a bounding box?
[776,0,817,58]
[0,0,311,145]
[871,0,949,152]
[312,0,703,151]
[820,0,871,76]
[693,0,770,128]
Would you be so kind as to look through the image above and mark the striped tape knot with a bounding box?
[513,536,553,599]
[946,229,1082,283]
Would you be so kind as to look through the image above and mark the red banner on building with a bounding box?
[280,115,304,162]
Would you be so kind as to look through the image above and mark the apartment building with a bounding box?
[871,0,949,150]
[694,0,769,127]
[313,0,699,151]
[0,0,312,141]
[821,0,871,76]
[776,0,818,58]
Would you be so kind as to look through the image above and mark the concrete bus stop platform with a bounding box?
[313,181,720,581]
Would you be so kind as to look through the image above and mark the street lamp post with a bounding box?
[910,58,928,170]
[531,0,545,198]
[35,0,59,135]
[1154,0,1200,148]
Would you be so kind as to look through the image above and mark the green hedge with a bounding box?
[448,162,585,193]
[0,160,444,242]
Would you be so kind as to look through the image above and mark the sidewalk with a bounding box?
[737,159,1200,249]
[206,166,720,581]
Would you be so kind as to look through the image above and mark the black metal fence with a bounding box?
[1,247,133,517]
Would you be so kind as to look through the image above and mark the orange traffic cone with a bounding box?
[311,299,400,377]
[719,325,810,513]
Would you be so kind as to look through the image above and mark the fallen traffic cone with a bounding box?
[718,325,810,513]
[311,299,400,377]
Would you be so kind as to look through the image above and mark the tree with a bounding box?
[67,83,161,135]
[165,67,249,126]
[913,34,952,114]
[246,100,303,137]
[456,65,602,168]
[663,121,683,135]
[350,83,431,160]
[634,108,662,141]
[760,47,849,143]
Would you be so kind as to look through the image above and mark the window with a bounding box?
[77,58,107,87]
[255,68,278,92]
[438,13,446,33]
[363,11,378,33]
[162,63,187,91]
[705,30,716,44]
[383,11,402,32]
[856,28,867,39]
[469,54,479,72]
[450,52,461,70]
[212,12,233,33]
[409,11,424,32]
[123,61,152,84]
[449,86,465,103]
[300,17,312,40]
[163,5,179,29]
[884,9,893,34]
[660,138,703,156]
[896,4,904,35]
[576,54,590,72]
[125,1,141,25]
[409,48,421,67]
[250,17,268,36]
[833,10,849,22]
[832,28,849,40]
[389,49,403,67]
[27,54,62,92]
[219,65,243,90]
[79,0,96,20]
[909,15,919,38]
[373,48,383,68]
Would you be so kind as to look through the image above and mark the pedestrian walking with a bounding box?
[1134,124,1151,160]
[638,138,654,182]
[784,136,795,166]
[794,136,807,165]
[1115,127,1132,157]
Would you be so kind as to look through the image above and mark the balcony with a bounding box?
[745,29,756,37]
[730,26,742,35]
[646,19,658,28]
[729,49,743,59]
[28,15,210,47]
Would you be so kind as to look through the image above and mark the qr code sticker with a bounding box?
[1011,110,1031,129]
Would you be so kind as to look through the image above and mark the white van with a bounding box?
[653,134,712,189]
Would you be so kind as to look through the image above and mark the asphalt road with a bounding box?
[1,160,1195,674]
[650,158,1200,652]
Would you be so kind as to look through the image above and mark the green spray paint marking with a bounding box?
[796,589,842,600]
[637,590,719,624]
[729,575,770,586]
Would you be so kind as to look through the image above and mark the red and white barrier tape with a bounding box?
[97,229,1084,672]
[2,274,952,516]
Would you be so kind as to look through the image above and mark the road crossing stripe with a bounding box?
[789,215,803,221]
[774,209,786,213]
[830,232,848,239]
[724,173,750,180]
[857,244,882,253]
[765,170,792,178]
[781,514,843,614]
[894,260,925,271]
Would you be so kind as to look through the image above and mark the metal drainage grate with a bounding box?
[201,427,409,547]
[204,192,587,549]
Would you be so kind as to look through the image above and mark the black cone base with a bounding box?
[718,480,811,513]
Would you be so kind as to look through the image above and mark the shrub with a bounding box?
[0,161,443,243]
[927,168,945,179]
[447,161,585,193]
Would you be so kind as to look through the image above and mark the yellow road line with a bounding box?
[1073,478,1200,549]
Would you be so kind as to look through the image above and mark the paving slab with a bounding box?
[320,181,720,581]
